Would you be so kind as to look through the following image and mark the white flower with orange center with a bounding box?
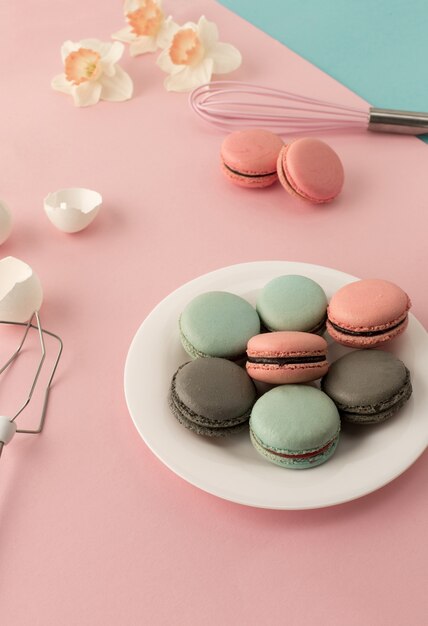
[157,16,242,92]
[51,39,133,107]
[112,0,178,56]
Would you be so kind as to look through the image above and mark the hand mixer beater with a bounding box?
[0,312,63,460]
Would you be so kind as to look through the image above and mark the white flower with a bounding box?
[51,39,133,107]
[157,16,242,92]
[112,0,178,57]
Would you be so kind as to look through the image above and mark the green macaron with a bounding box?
[179,291,260,361]
[249,385,340,469]
[256,275,328,333]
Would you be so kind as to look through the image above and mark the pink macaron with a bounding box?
[327,279,411,348]
[277,137,344,203]
[221,129,284,188]
[246,331,329,384]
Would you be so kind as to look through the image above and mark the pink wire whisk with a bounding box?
[190,81,428,136]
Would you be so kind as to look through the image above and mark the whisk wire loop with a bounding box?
[190,81,428,136]
[190,81,369,134]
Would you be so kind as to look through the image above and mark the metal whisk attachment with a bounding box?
[0,312,63,460]
[190,81,428,136]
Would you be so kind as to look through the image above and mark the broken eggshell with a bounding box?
[0,256,43,322]
[0,200,12,245]
[44,188,102,233]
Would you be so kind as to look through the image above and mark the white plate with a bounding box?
[124,261,428,509]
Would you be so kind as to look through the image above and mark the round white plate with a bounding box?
[124,261,428,509]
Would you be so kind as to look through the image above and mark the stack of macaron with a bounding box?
[168,274,412,470]
[220,129,345,204]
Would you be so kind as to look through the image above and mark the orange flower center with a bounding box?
[127,0,164,37]
[169,29,205,66]
[64,48,101,85]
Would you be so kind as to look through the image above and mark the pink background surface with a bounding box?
[1,1,427,624]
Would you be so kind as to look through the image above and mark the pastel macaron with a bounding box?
[179,291,260,361]
[277,137,344,203]
[257,274,328,333]
[321,350,412,424]
[246,331,329,384]
[250,385,340,469]
[169,358,257,437]
[327,279,411,348]
[221,129,284,188]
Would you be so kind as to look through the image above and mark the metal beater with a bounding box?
[0,312,63,459]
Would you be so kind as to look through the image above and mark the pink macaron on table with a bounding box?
[1,1,427,625]
[277,137,344,203]
[221,129,284,188]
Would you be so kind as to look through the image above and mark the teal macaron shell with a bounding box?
[250,385,340,469]
[256,275,328,332]
[180,291,261,360]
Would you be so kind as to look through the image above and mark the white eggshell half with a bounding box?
[0,256,43,322]
[44,188,102,233]
[0,416,16,445]
[0,200,12,245]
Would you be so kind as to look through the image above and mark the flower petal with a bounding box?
[197,16,218,51]
[102,41,124,66]
[124,0,155,14]
[156,16,180,49]
[124,0,138,13]
[72,81,102,107]
[51,73,73,95]
[99,66,133,101]
[100,42,125,77]
[164,57,213,92]
[112,26,138,44]
[61,40,80,63]
[210,42,242,74]
[156,47,177,73]
[129,37,158,56]
[79,39,112,58]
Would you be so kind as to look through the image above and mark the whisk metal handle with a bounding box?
[368,107,428,135]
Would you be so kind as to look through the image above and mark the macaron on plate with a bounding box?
[246,331,329,384]
[169,358,256,436]
[250,386,340,468]
[124,261,428,510]
[326,279,411,348]
[321,350,412,424]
